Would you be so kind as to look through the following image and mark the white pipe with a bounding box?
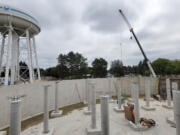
[5,29,12,85]
[26,30,33,83]
[32,36,41,80]
[0,35,5,74]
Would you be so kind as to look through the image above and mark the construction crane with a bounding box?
[118,9,156,78]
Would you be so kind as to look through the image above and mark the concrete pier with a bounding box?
[114,79,124,112]
[43,85,50,133]
[101,95,109,135]
[10,97,21,135]
[50,81,62,118]
[163,79,173,109]
[142,79,155,111]
[173,90,180,135]
[108,78,114,103]
[84,81,92,115]
[167,82,178,126]
[129,83,148,131]
[86,83,101,135]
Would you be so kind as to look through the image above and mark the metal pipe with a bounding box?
[0,34,5,74]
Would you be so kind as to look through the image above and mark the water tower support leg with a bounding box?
[0,34,5,75]
[32,36,41,80]
[26,30,33,83]
[5,29,12,85]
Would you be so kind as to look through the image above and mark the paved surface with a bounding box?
[22,99,176,135]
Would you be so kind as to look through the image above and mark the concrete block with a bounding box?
[113,106,124,112]
[84,108,91,115]
[109,99,115,103]
[129,121,149,131]
[162,104,173,109]
[141,105,156,111]
[0,131,6,135]
[50,110,63,118]
[86,127,101,135]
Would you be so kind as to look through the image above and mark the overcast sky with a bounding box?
[2,0,180,68]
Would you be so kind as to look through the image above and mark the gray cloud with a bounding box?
[0,0,179,69]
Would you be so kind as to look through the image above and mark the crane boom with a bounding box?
[118,9,156,78]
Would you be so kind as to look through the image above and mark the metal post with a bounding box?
[43,85,50,133]
[0,34,5,74]
[173,90,180,135]
[90,83,96,129]
[101,95,109,135]
[32,36,41,80]
[26,30,33,83]
[10,98,21,135]
[5,29,12,85]
[133,83,139,125]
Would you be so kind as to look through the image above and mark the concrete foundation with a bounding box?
[86,128,101,135]
[141,105,156,111]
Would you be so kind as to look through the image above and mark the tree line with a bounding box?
[41,51,180,79]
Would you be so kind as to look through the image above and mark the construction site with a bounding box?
[0,2,179,135]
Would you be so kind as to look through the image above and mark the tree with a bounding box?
[109,60,124,77]
[152,58,171,75]
[92,58,107,78]
[57,51,88,79]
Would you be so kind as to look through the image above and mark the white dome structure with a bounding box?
[0,4,41,85]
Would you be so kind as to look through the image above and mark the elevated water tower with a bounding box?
[0,4,41,85]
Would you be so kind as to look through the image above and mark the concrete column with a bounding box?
[84,81,91,115]
[5,29,12,85]
[173,90,180,135]
[141,79,156,111]
[0,34,5,74]
[163,78,173,109]
[101,95,109,135]
[26,30,33,83]
[84,79,88,104]
[114,79,124,112]
[50,81,62,118]
[133,83,140,125]
[108,78,114,102]
[145,79,150,107]
[90,83,96,129]
[10,98,21,135]
[32,36,41,80]
[166,79,171,106]
[43,85,50,133]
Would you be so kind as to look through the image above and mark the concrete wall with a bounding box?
[0,76,156,129]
